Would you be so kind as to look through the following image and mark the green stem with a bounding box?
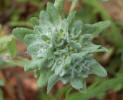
[69,0,78,14]
[54,0,65,13]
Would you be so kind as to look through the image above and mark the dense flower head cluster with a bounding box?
[13,3,110,93]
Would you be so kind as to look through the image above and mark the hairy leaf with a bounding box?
[30,17,39,26]
[47,74,59,93]
[37,69,52,88]
[84,21,110,36]
[70,79,83,90]
[7,38,17,58]
[12,28,34,41]
[89,59,107,77]
[0,35,16,58]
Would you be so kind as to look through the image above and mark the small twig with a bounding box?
[0,51,29,60]
[0,55,10,60]
[15,75,25,100]
[0,70,17,100]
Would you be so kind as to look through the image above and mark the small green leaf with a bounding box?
[30,17,39,26]
[37,69,52,88]
[0,35,16,57]
[67,11,76,25]
[54,0,64,12]
[70,20,83,39]
[24,34,43,46]
[12,28,34,41]
[27,42,47,57]
[24,58,46,71]
[0,36,10,54]
[8,38,17,58]
[84,21,110,36]
[39,11,53,34]
[70,79,83,90]
[47,74,59,93]
[47,3,61,25]
[81,43,108,54]
[90,59,107,77]
[39,11,51,25]
[24,34,36,45]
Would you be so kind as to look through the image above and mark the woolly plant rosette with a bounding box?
[13,3,110,93]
